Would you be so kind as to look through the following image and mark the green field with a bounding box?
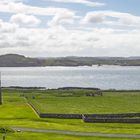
[27,89,140,114]
[0,89,140,140]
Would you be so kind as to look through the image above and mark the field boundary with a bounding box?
[27,103,40,118]
[83,113,140,118]
[83,118,140,123]
[27,100,40,117]
[40,113,82,119]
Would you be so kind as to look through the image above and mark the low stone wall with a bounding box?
[40,113,82,119]
[83,118,140,123]
[40,113,140,119]
[83,113,140,119]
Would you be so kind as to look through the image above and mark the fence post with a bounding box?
[2,135,5,140]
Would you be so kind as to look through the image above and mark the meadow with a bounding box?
[27,89,140,114]
[0,89,140,140]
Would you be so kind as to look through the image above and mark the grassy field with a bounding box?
[0,89,140,139]
[27,89,140,114]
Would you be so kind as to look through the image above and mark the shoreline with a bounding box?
[2,87,140,91]
[0,64,140,67]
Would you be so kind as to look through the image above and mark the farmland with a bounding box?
[0,89,140,140]
[27,89,140,114]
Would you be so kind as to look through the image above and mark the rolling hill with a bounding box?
[0,54,140,67]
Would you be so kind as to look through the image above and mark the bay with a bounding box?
[0,66,140,90]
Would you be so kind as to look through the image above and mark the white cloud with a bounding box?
[0,19,18,33]
[47,0,105,7]
[0,22,140,57]
[0,0,22,3]
[82,11,140,27]
[82,13,105,24]
[0,1,140,57]
[48,12,75,27]
[10,13,41,27]
[0,2,75,16]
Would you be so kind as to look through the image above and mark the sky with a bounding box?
[0,0,140,57]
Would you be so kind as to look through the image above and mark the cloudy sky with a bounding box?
[0,0,140,57]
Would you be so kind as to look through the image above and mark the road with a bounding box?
[12,127,140,138]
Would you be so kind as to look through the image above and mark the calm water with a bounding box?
[0,66,140,90]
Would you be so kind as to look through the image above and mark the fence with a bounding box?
[40,113,82,119]
[83,118,140,123]
[83,113,140,118]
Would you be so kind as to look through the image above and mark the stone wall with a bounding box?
[82,113,140,123]
[39,113,140,120]
[83,113,140,118]
[40,113,82,119]
[83,118,140,123]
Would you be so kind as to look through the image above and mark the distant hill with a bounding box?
[0,54,140,67]
[0,54,45,67]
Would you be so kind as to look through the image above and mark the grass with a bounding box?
[28,90,140,114]
[0,89,140,139]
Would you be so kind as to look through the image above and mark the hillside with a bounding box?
[0,54,45,67]
[0,54,140,67]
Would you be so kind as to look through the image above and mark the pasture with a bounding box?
[0,89,140,140]
[27,89,140,114]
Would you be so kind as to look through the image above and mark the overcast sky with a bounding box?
[0,0,140,57]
